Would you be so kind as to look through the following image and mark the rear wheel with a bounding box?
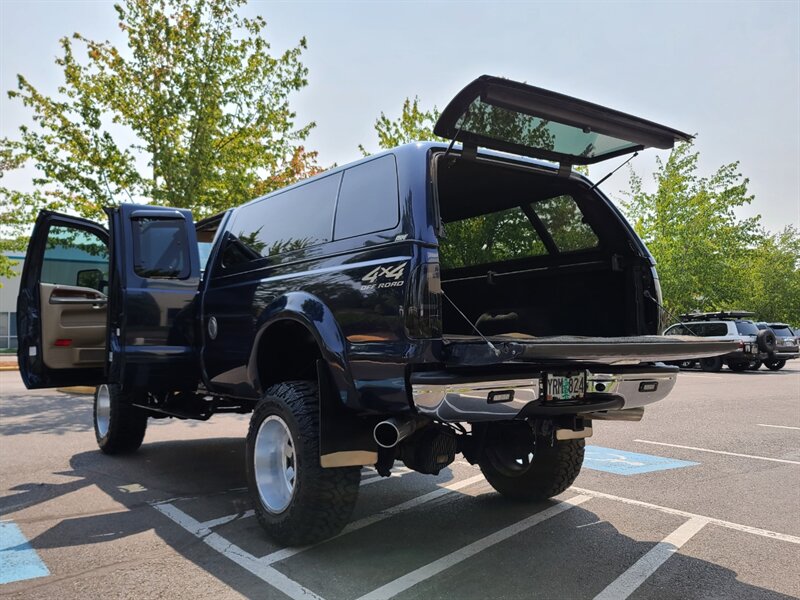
[764,359,786,371]
[748,360,762,371]
[479,436,584,501]
[728,361,749,372]
[94,384,148,454]
[246,381,361,546]
[699,356,723,372]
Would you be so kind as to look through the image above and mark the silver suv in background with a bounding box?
[663,312,776,372]
[754,323,799,370]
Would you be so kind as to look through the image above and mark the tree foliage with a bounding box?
[359,97,444,155]
[1,0,322,278]
[622,141,799,324]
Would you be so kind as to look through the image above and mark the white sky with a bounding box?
[1,0,798,232]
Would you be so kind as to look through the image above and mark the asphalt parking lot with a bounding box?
[1,366,799,600]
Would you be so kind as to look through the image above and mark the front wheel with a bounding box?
[246,381,361,546]
[764,359,786,371]
[94,384,148,454]
[728,361,749,372]
[748,360,762,371]
[479,437,585,501]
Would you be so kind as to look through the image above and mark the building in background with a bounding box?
[0,253,24,350]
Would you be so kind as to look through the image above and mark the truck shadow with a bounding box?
[2,438,796,599]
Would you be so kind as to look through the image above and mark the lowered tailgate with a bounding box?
[443,334,737,366]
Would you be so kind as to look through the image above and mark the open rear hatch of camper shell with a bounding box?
[442,333,738,366]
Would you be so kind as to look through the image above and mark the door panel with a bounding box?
[17,211,109,389]
[40,283,107,369]
[106,204,202,393]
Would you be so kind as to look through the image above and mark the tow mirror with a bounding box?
[76,268,104,291]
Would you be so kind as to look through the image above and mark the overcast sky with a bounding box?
[1,0,798,232]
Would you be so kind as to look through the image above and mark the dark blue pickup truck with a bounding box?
[16,76,733,545]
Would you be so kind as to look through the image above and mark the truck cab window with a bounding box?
[132,217,190,279]
[43,225,109,290]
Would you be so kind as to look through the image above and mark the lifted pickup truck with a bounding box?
[17,75,733,545]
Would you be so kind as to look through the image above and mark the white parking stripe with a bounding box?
[571,486,800,545]
[634,439,800,465]
[757,424,800,431]
[354,495,592,600]
[199,510,255,530]
[153,502,326,600]
[259,474,487,565]
[593,517,707,600]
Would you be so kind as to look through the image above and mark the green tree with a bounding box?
[622,140,799,324]
[1,0,320,279]
[359,96,444,155]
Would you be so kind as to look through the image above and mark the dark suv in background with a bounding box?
[754,322,799,370]
[16,75,731,545]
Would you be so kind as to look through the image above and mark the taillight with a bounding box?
[406,260,442,339]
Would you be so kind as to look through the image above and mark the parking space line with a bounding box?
[757,424,800,431]
[593,517,707,600]
[199,510,255,530]
[634,439,800,465]
[353,495,592,600]
[259,474,487,565]
[571,487,800,545]
[153,502,326,600]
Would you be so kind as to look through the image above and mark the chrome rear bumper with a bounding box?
[410,365,678,422]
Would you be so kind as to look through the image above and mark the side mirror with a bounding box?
[76,268,104,291]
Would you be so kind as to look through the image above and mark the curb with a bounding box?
[0,364,18,372]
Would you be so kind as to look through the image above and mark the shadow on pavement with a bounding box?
[1,436,796,600]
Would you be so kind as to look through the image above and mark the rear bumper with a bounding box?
[410,364,678,422]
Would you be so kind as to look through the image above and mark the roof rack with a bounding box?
[679,311,755,322]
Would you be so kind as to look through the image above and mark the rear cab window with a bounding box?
[132,217,191,279]
[217,155,400,273]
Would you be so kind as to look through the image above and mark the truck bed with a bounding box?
[442,334,738,366]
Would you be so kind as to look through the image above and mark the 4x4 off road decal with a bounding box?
[360,263,406,291]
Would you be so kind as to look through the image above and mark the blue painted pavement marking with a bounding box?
[584,445,698,475]
[0,521,49,585]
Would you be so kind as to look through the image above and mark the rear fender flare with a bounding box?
[248,291,356,405]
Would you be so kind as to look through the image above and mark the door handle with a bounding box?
[49,296,108,305]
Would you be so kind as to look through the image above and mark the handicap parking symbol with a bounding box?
[584,445,698,475]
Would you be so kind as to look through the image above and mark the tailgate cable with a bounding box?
[441,290,501,356]
[643,290,698,336]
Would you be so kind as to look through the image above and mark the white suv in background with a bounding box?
[663,312,776,372]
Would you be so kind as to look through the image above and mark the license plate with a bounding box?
[545,372,586,401]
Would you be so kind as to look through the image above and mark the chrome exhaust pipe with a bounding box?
[373,417,419,449]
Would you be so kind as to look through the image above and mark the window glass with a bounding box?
[334,155,399,240]
[223,173,341,268]
[42,226,108,288]
[132,218,190,279]
[770,326,792,336]
[0,313,8,337]
[531,195,599,252]
[694,322,728,336]
[439,206,547,269]
[457,97,639,160]
[9,313,16,337]
[735,321,759,336]
[665,324,689,336]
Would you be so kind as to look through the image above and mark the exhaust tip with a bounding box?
[374,421,401,448]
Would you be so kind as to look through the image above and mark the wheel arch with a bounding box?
[248,292,356,406]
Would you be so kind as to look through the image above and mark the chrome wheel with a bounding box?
[95,384,111,438]
[254,415,296,514]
